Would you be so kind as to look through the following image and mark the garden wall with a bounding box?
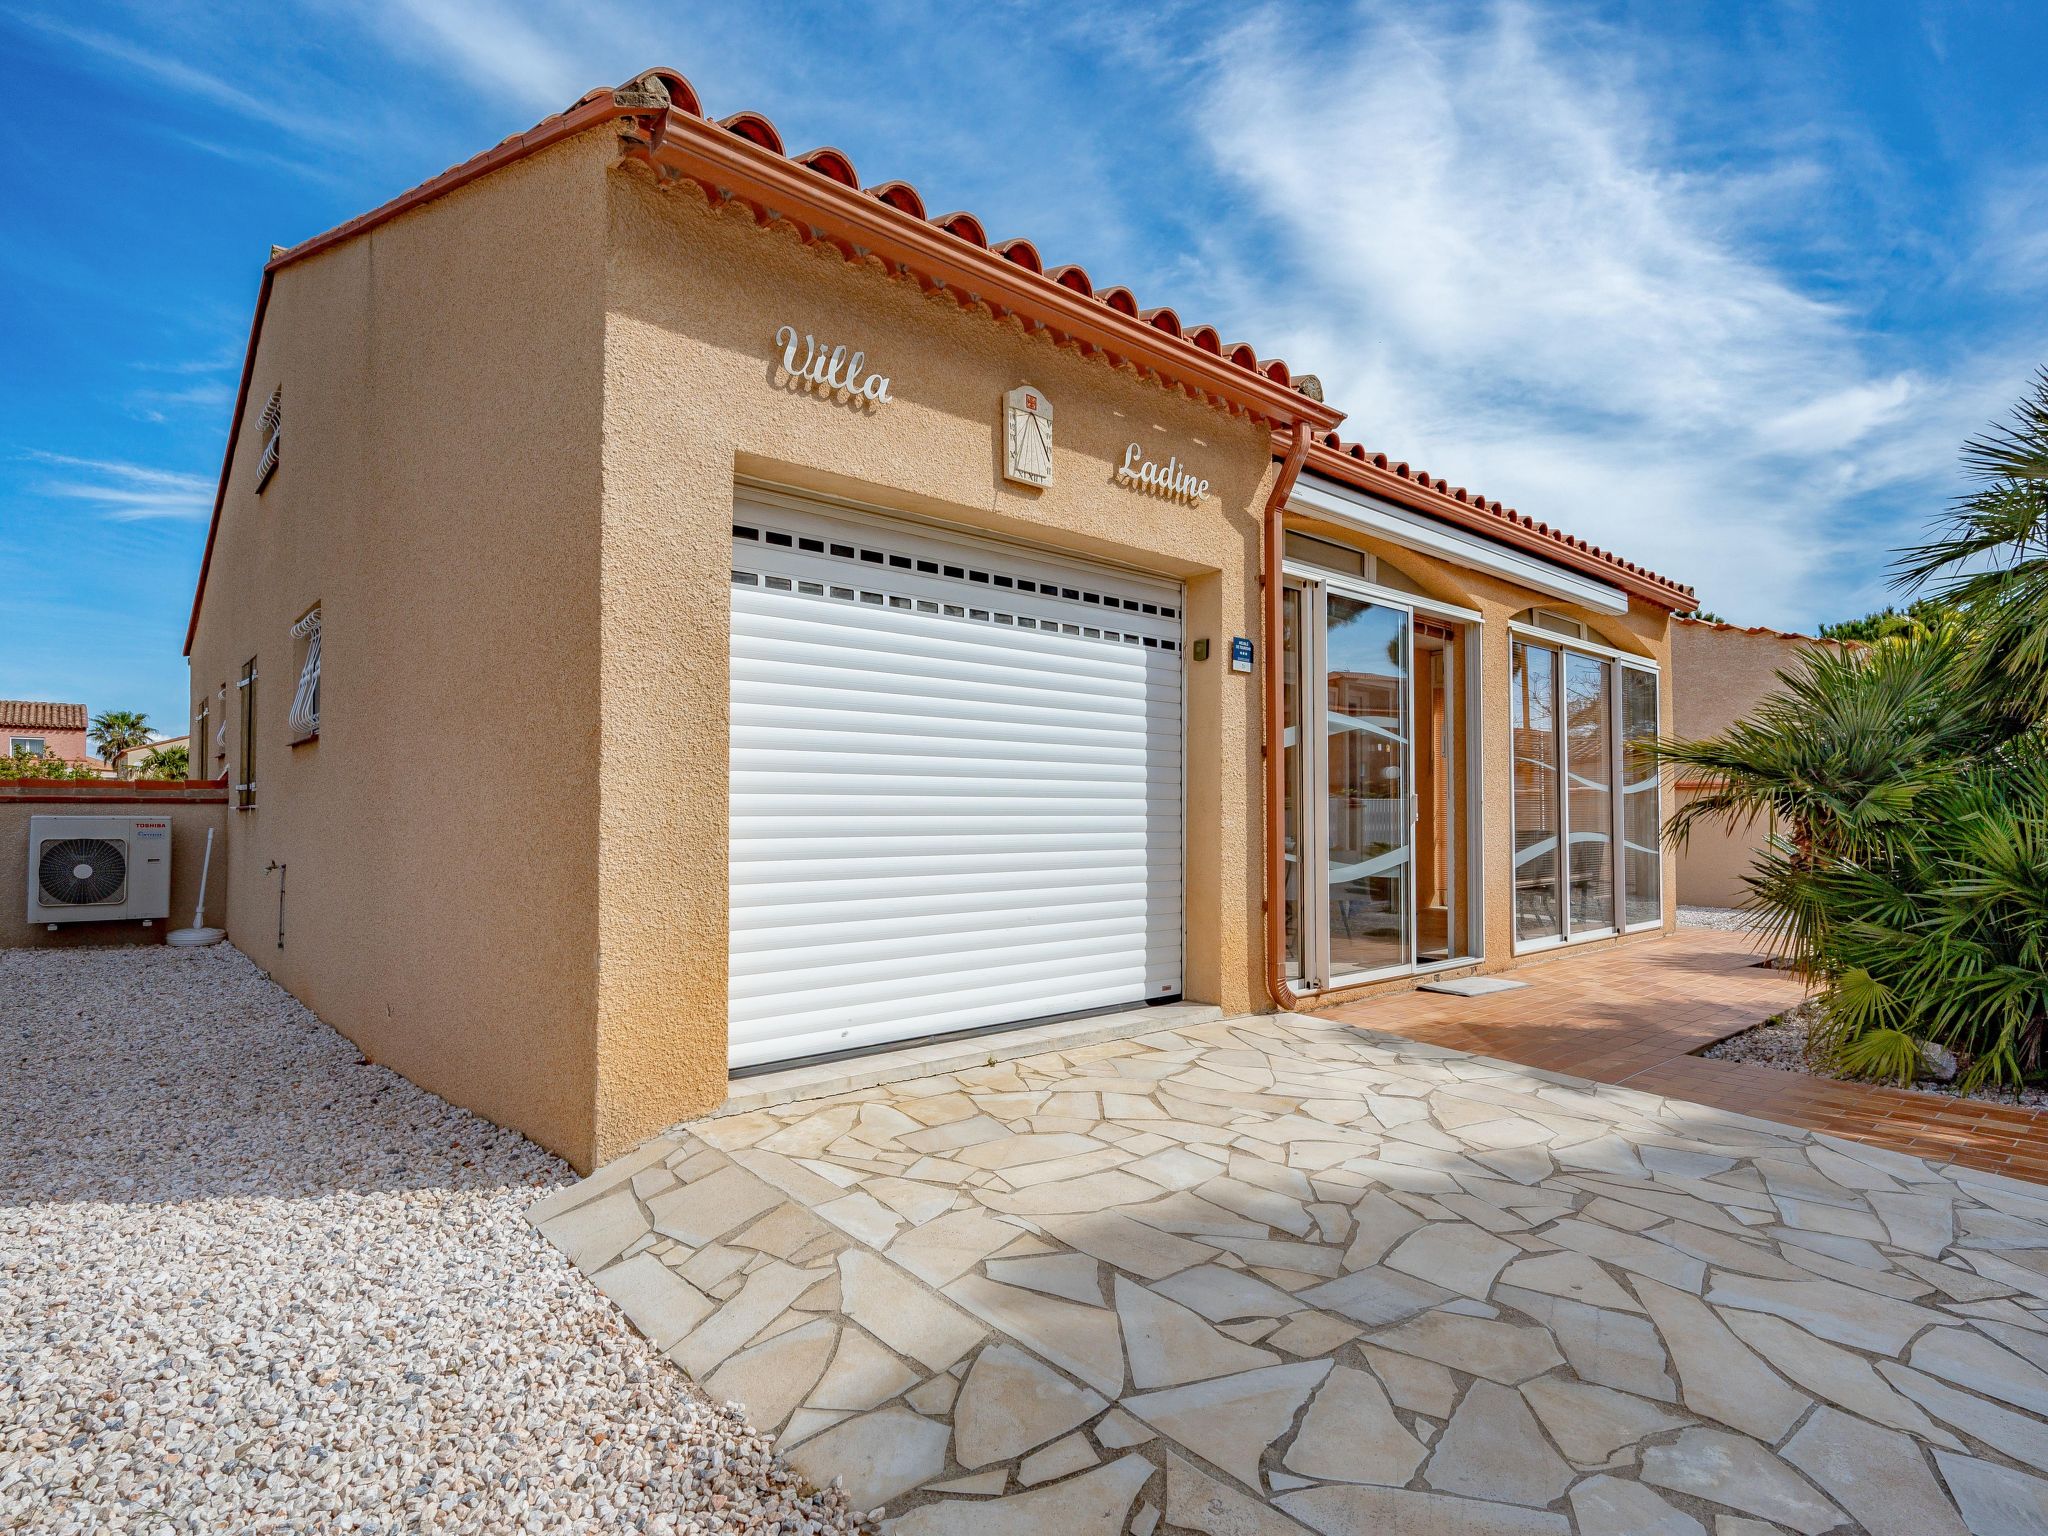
[0,780,229,948]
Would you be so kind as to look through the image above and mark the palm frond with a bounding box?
[1894,369,2048,724]
[1830,1026,1926,1087]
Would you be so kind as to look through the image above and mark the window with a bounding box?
[236,658,257,809]
[1285,532,1426,595]
[10,736,46,756]
[1519,606,1589,640]
[1286,532,1366,578]
[1511,634,1660,946]
[255,387,281,493]
[289,607,321,740]
[193,700,208,779]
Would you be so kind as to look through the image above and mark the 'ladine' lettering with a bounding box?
[1117,442,1209,503]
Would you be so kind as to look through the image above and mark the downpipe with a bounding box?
[1263,423,1312,1011]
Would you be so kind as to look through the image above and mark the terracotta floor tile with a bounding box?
[1322,925,2048,1181]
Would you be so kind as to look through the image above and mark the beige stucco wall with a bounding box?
[592,162,1280,1161]
[1669,620,1837,909]
[183,118,1686,1171]
[0,787,227,948]
[186,130,613,1167]
[1672,786,1775,908]
[1279,512,1677,1005]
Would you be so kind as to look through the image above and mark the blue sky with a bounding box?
[3,1,2045,732]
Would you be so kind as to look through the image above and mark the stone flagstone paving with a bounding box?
[530,1012,2048,1535]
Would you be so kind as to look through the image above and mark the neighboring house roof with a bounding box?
[1675,615,1856,645]
[1303,432,1697,611]
[117,735,190,762]
[1,700,87,731]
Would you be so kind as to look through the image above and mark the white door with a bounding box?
[727,489,1185,1069]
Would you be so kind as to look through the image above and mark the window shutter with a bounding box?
[236,659,258,808]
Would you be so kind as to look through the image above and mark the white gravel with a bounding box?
[1676,904,1756,932]
[0,944,865,1535]
[1706,996,2048,1111]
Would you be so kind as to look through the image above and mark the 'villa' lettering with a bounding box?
[776,324,894,403]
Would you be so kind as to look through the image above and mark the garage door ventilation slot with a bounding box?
[734,520,1178,647]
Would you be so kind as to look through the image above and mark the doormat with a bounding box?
[1418,976,1529,997]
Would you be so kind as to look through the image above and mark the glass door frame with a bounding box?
[1508,621,1664,954]
[1616,661,1664,933]
[1284,564,1484,992]
[1321,574,1417,985]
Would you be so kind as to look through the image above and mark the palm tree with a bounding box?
[1658,372,2048,1090]
[1896,365,2048,725]
[89,710,153,778]
[137,743,189,780]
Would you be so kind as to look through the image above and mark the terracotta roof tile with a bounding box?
[994,237,1045,274]
[621,71,1328,399]
[196,66,1697,642]
[793,146,859,187]
[865,180,926,219]
[1,700,86,731]
[1096,284,1141,317]
[934,210,989,247]
[1675,615,1856,645]
[1305,430,1697,609]
[192,67,1342,656]
[718,112,783,152]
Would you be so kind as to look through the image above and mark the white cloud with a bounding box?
[16,14,345,144]
[1754,376,1921,456]
[1187,2,2011,626]
[26,454,214,522]
[352,0,621,112]
[1978,167,2048,294]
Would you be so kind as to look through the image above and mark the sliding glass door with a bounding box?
[1285,569,1472,989]
[1512,631,1661,948]
[1621,668,1662,926]
[1325,593,1412,979]
[1512,642,1561,943]
[1564,652,1614,934]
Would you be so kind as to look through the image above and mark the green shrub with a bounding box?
[1663,371,2048,1091]
[0,746,98,781]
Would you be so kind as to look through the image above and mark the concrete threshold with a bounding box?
[712,999,1226,1119]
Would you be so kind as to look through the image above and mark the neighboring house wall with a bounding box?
[1,702,103,771]
[186,130,610,1167]
[1670,618,1845,908]
[116,736,190,776]
[0,780,228,947]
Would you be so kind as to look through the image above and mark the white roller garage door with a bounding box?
[728,489,1185,1069]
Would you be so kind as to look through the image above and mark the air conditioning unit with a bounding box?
[26,814,173,927]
